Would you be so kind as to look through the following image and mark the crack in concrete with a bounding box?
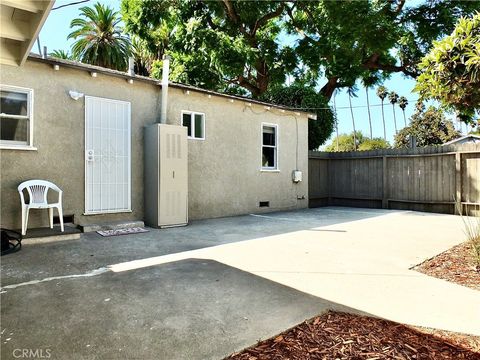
[0,267,110,292]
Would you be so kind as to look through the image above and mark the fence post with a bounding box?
[382,156,388,209]
[455,152,462,214]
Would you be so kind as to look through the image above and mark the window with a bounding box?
[182,111,205,140]
[262,123,278,170]
[0,85,33,149]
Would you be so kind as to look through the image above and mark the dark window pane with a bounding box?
[0,91,28,116]
[0,117,29,142]
[262,147,275,168]
[262,126,275,146]
[194,114,203,138]
[183,113,192,136]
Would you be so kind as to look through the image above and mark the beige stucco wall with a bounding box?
[0,59,308,229]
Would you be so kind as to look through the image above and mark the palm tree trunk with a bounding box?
[365,88,373,139]
[402,110,407,127]
[392,104,398,133]
[349,94,357,151]
[381,101,386,141]
[333,91,339,151]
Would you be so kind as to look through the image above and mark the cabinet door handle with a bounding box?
[173,171,175,179]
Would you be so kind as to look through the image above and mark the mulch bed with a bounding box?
[414,241,480,291]
[225,312,480,360]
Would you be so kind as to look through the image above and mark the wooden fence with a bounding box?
[309,143,480,215]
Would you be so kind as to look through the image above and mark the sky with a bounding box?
[37,0,468,147]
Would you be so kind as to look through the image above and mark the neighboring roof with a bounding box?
[0,0,54,66]
[26,54,314,117]
[443,135,480,146]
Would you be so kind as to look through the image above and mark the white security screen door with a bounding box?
[85,96,131,214]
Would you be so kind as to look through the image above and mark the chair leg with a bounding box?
[49,208,53,229]
[58,206,64,232]
[25,208,30,235]
[21,207,26,236]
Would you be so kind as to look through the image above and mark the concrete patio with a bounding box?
[1,207,479,359]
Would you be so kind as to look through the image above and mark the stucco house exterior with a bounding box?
[0,55,311,230]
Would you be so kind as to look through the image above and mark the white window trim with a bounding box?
[261,122,279,171]
[181,110,205,140]
[0,84,34,150]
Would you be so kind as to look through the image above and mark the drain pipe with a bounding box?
[160,55,170,124]
[127,57,135,76]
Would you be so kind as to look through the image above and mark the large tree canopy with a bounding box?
[287,0,478,99]
[414,12,480,125]
[122,0,295,96]
[121,0,477,99]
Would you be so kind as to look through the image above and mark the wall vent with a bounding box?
[54,214,74,224]
[259,201,270,208]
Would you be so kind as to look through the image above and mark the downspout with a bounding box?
[160,55,170,124]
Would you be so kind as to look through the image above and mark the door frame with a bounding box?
[84,95,132,215]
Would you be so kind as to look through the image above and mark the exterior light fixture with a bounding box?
[68,90,84,100]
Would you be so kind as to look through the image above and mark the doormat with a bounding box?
[97,227,149,237]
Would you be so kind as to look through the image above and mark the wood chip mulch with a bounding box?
[225,312,480,360]
[414,241,480,291]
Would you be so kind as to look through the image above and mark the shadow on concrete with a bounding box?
[0,259,363,360]
[1,207,391,285]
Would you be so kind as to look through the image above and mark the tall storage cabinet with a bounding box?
[144,124,188,228]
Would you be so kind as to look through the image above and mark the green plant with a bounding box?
[325,131,389,152]
[415,12,480,125]
[394,105,460,148]
[69,2,131,71]
[457,203,480,271]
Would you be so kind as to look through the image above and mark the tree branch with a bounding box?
[251,4,285,37]
[362,53,418,77]
[394,0,406,14]
[237,75,261,97]
[285,5,318,46]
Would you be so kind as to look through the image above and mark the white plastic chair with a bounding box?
[18,180,64,235]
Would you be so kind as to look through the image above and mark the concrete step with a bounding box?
[20,225,82,245]
[79,220,145,233]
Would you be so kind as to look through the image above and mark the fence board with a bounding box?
[309,144,480,214]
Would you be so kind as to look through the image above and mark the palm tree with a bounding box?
[398,96,408,127]
[347,87,357,151]
[376,86,388,141]
[362,75,377,139]
[68,2,131,71]
[333,89,339,151]
[388,91,399,133]
[49,49,77,60]
[131,36,155,76]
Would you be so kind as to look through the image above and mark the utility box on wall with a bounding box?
[144,124,188,228]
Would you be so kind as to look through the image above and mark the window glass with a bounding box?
[194,113,203,138]
[0,117,29,142]
[262,125,277,169]
[182,113,192,137]
[262,126,275,146]
[1,90,28,116]
[0,87,31,147]
[262,147,275,168]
